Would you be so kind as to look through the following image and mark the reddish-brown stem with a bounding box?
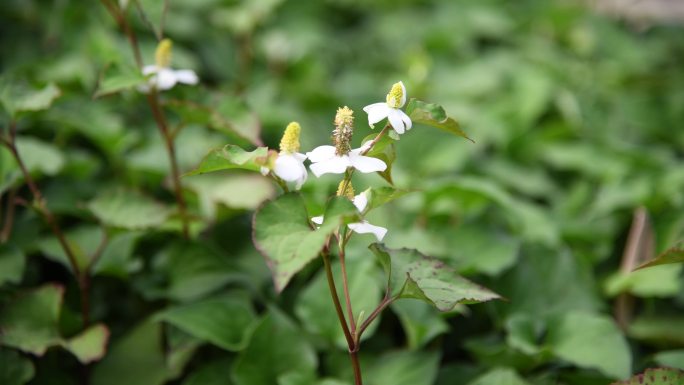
[0,187,17,242]
[99,0,143,67]
[338,235,356,335]
[3,122,91,328]
[357,294,393,341]
[146,92,190,239]
[350,350,363,385]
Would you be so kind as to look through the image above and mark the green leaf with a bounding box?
[636,243,684,270]
[185,145,268,176]
[87,189,171,230]
[0,79,61,118]
[62,324,110,364]
[253,194,358,292]
[155,294,258,351]
[654,350,684,371]
[91,232,142,279]
[547,311,631,379]
[185,174,274,218]
[15,137,65,177]
[369,243,500,311]
[231,308,317,385]
[0,285,63,355]
[158,241,239,302]
[0,244,25,286]
[94,65,147,98]
[365,350,440,385]
[504,314,544,356]
[39,225,105,274]
[362,133,396,184]
[295,256,383,348]
[0,348,35,385]
[92,320,176,385]
[610,368,684,385]
[466,367,531,385]
[604,265,683,298]
[182,359,234,385]
[391,300,449,349]
[628,316,684,345]
[405,98,472,141]
[363,187,410,212]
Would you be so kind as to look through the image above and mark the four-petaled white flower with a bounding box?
[307,141,386,177]
[272,122,308,190]
[363,81,413,134]
[312,190,388,242]
[139,39,199,93]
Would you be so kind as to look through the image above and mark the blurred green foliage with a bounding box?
[1,0,684,384]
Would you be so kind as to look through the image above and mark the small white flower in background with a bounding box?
[271,122,308,190]
[363,81,413,134]
[139,39,199,93]
[312,182,387,242]
[307,106,387,177]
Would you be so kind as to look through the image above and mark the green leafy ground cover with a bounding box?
[1,0,684,384]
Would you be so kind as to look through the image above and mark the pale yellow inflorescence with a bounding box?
[279,122,301,154]
[336,180,355,200]
[333,106,354,156]
[155,39,173,68]
[385,82,404,108]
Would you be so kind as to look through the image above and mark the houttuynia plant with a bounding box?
[190,80,501,384]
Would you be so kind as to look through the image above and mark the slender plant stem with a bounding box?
[100,2,190,238]
[337,235,356,335]
[146,92,190,238]
[0,187,17,242]
[350,350,363,385]
[322,250,354,347]
[3,122,91,328]
[357,294,393,339]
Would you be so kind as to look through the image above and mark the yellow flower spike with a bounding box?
[385,81,405,108]
[333,106,354,156]
[279,122,301,154]
[155,39,173,68]
[336,180,355,200]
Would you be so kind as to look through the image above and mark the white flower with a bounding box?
[273,152,307,189]
[270,122,308,190]
[138,39,198,93]
[363,81,413,134]
[139,65,198,92]
[311,190,388,242]
[306,141,386,177]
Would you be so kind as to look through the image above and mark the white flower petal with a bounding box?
[305,145,336,162]
[353,191,368,212]
[142,65,159,76]
[309,156,350,177]
[348,221,388,241]
[174,69,199,85]
[311,216,324,225]
[387,108,406,134]
[293,152,307,162]
[274,153,307,183]
[398,108,412,131]
[398,81,407,108]
[348,153,387,173]
[363,103,390,128]
[156,68,178,90]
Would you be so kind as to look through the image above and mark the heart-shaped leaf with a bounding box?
[369,244,500,311]
[405,98,472,142]
[253,194,359,292]
[185,145,268,176]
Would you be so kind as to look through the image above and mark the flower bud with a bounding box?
[333,106,354,156]
[155,39,173,68]
[385,81,405,108]
[336,180,355,200]
[279,122,301,154]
